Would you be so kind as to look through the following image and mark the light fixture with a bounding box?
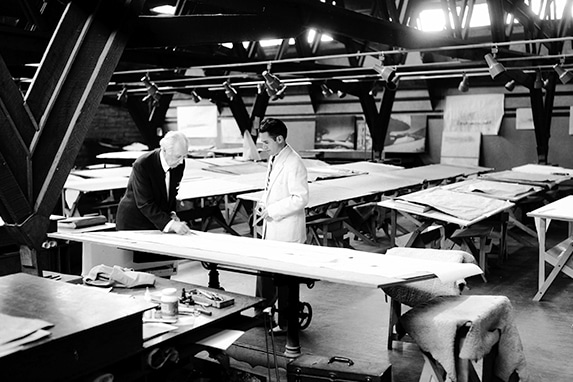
[223,81,237,100]
[141,74,161,105]
[458,73,469,92]
[117,86,128,102]
[320,83,334,97]
[373,61,399,89]
[504,80,516,91]
[484,53,506,79]
[533,69,543,89]
[190,89,202,103]
[553,63,573,84]
[262,70,287,100]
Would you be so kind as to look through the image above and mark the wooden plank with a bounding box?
[0,54,34,203]
[31,0,146,220]
[0,151,32,224]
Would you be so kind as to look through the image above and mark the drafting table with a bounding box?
[527,196,573,301]
[443,178,545,240]
[329,161,404,174]
[62,176,129,217]
[0,272,260,381]
[391,163,493,185]
[71,166,132,179]
[237,173,423,245]
[177,177,263,233]
[479,169,570,188]
[379,188,514,277]
[512,163,573,177]
[49,229,482,357]
[96,150,148,161]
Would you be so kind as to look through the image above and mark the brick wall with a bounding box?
[75,103,143,168]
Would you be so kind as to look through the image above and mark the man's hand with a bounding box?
[171,220,193,235]
[255,205,273,222]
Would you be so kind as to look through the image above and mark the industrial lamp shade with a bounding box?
[380,66,396,83]
[223,81,237,100]
[504,80,516,91]
[553,64,573,84]
[484,53,505,79]
[262,70,287,100]
[458,74,469,92]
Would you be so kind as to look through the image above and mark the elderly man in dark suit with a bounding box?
[116,131,191,235]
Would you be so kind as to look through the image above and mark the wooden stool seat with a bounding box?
[400,295,528,382]
[382,247,477,349]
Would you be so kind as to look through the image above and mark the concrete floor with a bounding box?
[172,218,573,382]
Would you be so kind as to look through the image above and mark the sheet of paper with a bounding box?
[0,313,53,346]
[143,322,178,341]
[0,329,51,357]
[440,131,481,166]
[195,329,245,350]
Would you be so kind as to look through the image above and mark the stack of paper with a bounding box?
[0,313,53,356]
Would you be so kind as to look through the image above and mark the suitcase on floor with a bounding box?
[287,354,392,381]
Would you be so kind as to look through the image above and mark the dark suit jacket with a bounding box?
[116,149,185,231]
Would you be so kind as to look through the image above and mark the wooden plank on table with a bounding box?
[49,230,482,289]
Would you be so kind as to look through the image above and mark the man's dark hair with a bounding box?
[260,118,288,140]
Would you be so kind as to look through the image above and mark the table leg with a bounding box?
[533,244,573,301]
[533,217,547,301]
[284,279,301,358]
[390,209,397,247]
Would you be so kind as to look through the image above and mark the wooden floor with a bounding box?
[172,216,573,382]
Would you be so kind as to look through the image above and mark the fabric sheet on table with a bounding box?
[84,264,156,288]
[382,248,477,306]
[400,295,529,382]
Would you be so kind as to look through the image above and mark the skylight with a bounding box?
[418,1,573,32]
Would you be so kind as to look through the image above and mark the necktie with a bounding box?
[165,168,170,199]
[266,156,275,190]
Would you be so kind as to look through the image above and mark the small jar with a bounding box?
[160,288,179,319]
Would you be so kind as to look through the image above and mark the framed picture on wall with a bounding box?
[384,115,427,153]
[357,115,427,153]
[315,115,356,150]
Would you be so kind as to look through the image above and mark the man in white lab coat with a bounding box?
[256,118,309,333]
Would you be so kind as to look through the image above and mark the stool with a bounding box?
[306,215,349,247]
[450,213,509,281]
[382,248,477,350]
[400,295,528,382]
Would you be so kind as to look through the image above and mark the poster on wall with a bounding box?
[444,94,504,135]
[384,115,427,153]
[441,131,481,166]
[356,115,427,153]
[516,108,534,130]
[315,115,356,150]
[220,118,243,144]
[177,105,218,138]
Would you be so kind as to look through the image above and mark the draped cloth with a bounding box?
[400,295,529,382]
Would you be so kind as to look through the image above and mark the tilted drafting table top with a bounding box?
[391,163,493,183]
[49,229,482,289]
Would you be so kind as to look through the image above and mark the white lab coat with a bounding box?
[262,145,309,243]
